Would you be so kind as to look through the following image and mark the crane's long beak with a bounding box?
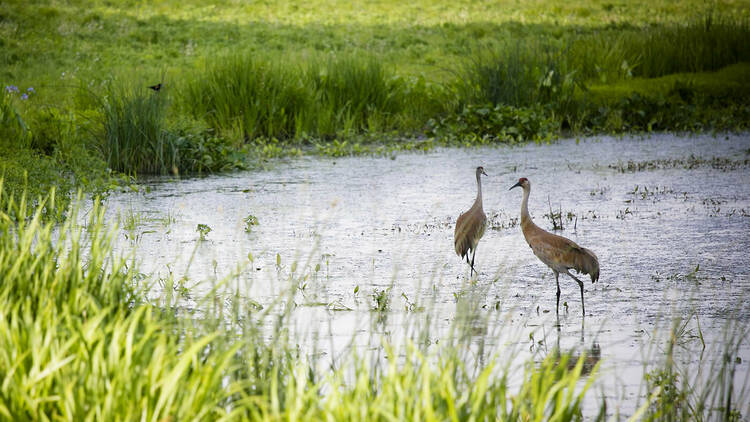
[481,169,488,176]
[509,181,521,190]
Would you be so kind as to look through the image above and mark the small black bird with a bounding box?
[148,83,162,92]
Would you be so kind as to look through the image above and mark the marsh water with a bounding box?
[102,133,750,416]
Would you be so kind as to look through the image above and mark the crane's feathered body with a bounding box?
[454,167,488,276]
[511,178,599,315]
[520,218,599,284]
[454,200,486,258]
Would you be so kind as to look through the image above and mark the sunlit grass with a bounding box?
[1,0,749,189]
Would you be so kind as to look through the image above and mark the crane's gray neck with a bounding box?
[520,186,532,225]
[475,171,483,207]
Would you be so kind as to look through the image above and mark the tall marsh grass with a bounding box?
[457,40,581,109]
[621,16,750,79]
[305,55,407,137]
[183,55,309,142]
[182,53,436,143]
[96,84,245,175]
[638,317,750,421]
[0,91,32,149]
[99,84,178,175]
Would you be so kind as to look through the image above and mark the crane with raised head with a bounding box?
[509,177,599,315]
[454,166,488,276]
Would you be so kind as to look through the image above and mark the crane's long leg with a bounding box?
[470,247,478,277]
[566,271,586,316]
[555,271,561,314]
[465,255,477,276]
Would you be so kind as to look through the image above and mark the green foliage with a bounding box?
[2,0,750,189]
[243,214,259,233]
[0,90,32,149]
[0,92,116,217]
[428,104,558,144]
[579,89,750,134]
[0,189,238,419]
[371,287,391,312]
[644,367,689,420]
[619,15,750,79]
[0,187,255,419]
[0,149,69,220]
[561,17,750,82]
[637,318,749,422]
[229,345,597,421]
[196,223,211,240]
[171,123,246,174]
[305,55,410,137]
[510,353,598,420]
[0,189,138,315]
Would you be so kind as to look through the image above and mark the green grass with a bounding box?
[3,0,749,88]
[99,82,177,174]
[182,53,440,143]
[1,0,750,203]
[94,82,245,175]
[455,17,750,129]
[183,54,310,142]
[639,317,750,422]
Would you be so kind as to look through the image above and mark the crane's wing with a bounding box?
[574,247,599,283]
[527,230,599,282]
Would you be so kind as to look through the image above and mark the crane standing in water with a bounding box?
[454,166,488,276]
[510,177,599,315]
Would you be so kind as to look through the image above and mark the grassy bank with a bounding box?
[1,0,750,205]
[0,186,747,420]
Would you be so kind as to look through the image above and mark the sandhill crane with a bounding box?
[454,166,488,276]
[510,178,599,315]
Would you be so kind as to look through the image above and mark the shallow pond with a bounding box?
[102,133,750,416]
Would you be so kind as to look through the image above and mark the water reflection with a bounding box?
[553,315,601,376]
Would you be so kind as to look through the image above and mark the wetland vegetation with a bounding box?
[2,0,750,200]
[1,0,749,419]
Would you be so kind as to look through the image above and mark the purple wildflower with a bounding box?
[27,87,35,94]
[21,93,28,100]
[4,85,19,94]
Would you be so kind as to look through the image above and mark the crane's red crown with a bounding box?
[518,177,528,183]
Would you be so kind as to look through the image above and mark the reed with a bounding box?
[98,83,177,175]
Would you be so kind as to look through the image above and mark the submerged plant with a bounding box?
[243,214,259,232]
[196,223,212,240]
[372,287,391,312]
